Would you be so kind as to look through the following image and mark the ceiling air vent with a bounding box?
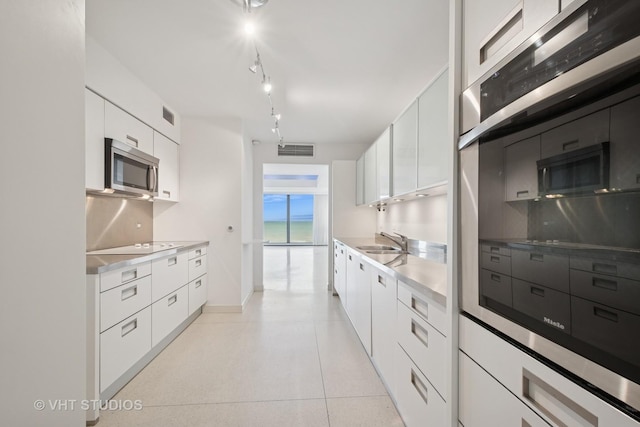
[277,144,314,157]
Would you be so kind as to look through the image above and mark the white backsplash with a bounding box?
[377,194,447,243]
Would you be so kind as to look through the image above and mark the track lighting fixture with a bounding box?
[262,77,272,93]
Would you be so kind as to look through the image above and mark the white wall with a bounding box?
[241,134,254,307]
[0,1,86,425]
[377,195,448,244]
[154,117,246,310]
[252,142,368,290]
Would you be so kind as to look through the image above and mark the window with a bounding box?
[263,194,314,244]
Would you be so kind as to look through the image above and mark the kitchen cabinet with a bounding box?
[346,250,372,355]
[459,351,551,427]
[610,95,640,191]
[392,101,418,196]
[151,252,189,302]
[100,275,152,333]
[152,284,189,347]
[364,144,377,204]
[153,131,180,202]
[371,267,397,395]
[540,109,610,159]
[376,127,391,200]
[104,100,154,155]
[504,136,540,201]
[395,344,447,427]
[188,247,208,315]
[356,155,365,206]
[459,314,640,427]
[85,88,105,191]
[334,241,347,301]
[417,69,449,190]
[462,0,558,88]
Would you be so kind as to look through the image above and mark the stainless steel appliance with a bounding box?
[460,0,640,418]
[105,138,159,198]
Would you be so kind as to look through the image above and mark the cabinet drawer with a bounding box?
[570,256,640,281]
[100,262,151,293]
[152,284,189,347]
[398,281,447,336]
[571,296,640,367]
[541,109,610,159]
[100,306,151,393]
[100,275,152,332]
[152,252,188,302]
[395,345,446,427]
[397,302,446,398]
[511,249,569,292]
[189,254,207,281]
[570,269,640,316]
[512,278,571,334]
[188,274,207,316]
[481,243,511,257]
[480,252,512,276]
[459,351,551,427]
[480,269,513,308]
[188,246,207,260]
[104,101,154,155]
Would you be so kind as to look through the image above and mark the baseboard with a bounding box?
[241,289,254,311]
[202,304,242,313]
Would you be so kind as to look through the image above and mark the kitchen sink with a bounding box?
[357,245,399,251]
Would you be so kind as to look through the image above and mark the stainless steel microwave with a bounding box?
[105,138,159,198]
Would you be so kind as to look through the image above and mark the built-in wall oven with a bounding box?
[460,0,640,418]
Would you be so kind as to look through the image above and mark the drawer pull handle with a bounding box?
[195,259,202,267]
[592,262,617,275]
[490,246,500,253]
[530,286,545,297]
[490,255,501,263]
[411,319,429,348]
[195,249,202,256]
[594,306,618,323]
[411,296,429,321]
[592,277,617,291]
[121,285,138,301]
[636,173,640,184]
[479,3,523,65]
[516,190,529,198]
[359,263,364,271]
[195,279,202,289]
[163,190,171,198]
[522,368,597,426]
[121,319,138,337]
[411,369,429,405]
[562,140,580,152]
[168,257,177,266]
[126,135,139,147]
[378,275,386,287]
[168,294,178,307]
[341,249,344,254]
[530,253,543,262]
[121,268,137,283]
[491,273,501,283]
[348,255,352,261]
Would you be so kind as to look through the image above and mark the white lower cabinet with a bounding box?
[459,315,640,427]
[459,351,550,427]
[396,344,447,427]
[151,252,188,301]
[100,275,152,332]
[371,268,397,395]
[100,307,152,393]
[188,274,208,316]
[152,284,189,347]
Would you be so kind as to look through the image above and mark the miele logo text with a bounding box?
[544,317,565,330]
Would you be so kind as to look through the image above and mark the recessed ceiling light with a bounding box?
[393,198,404,202]
[417,193,428,197]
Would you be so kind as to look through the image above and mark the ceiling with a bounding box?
[86,0,449,146]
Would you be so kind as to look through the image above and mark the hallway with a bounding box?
[97,246,403,426]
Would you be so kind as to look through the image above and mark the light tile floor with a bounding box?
[97,246,404,427]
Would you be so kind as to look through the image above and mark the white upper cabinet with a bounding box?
[356,155,365,206]
[364,144,378,204]
[463,0,559,88]
[392,101,419,196]
[153,131,179,202]
[85,89,105,191]
[417,69,449,190]
[104,101,154,155]
[376,127,392,200]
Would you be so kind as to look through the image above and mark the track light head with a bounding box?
[262,77,272,93]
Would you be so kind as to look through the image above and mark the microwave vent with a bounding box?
[277,144,315,157]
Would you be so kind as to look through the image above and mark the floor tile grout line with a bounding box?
[313,321,332,427]
[125,396,331,410]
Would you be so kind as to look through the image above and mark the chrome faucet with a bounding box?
[380,231,408,252]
